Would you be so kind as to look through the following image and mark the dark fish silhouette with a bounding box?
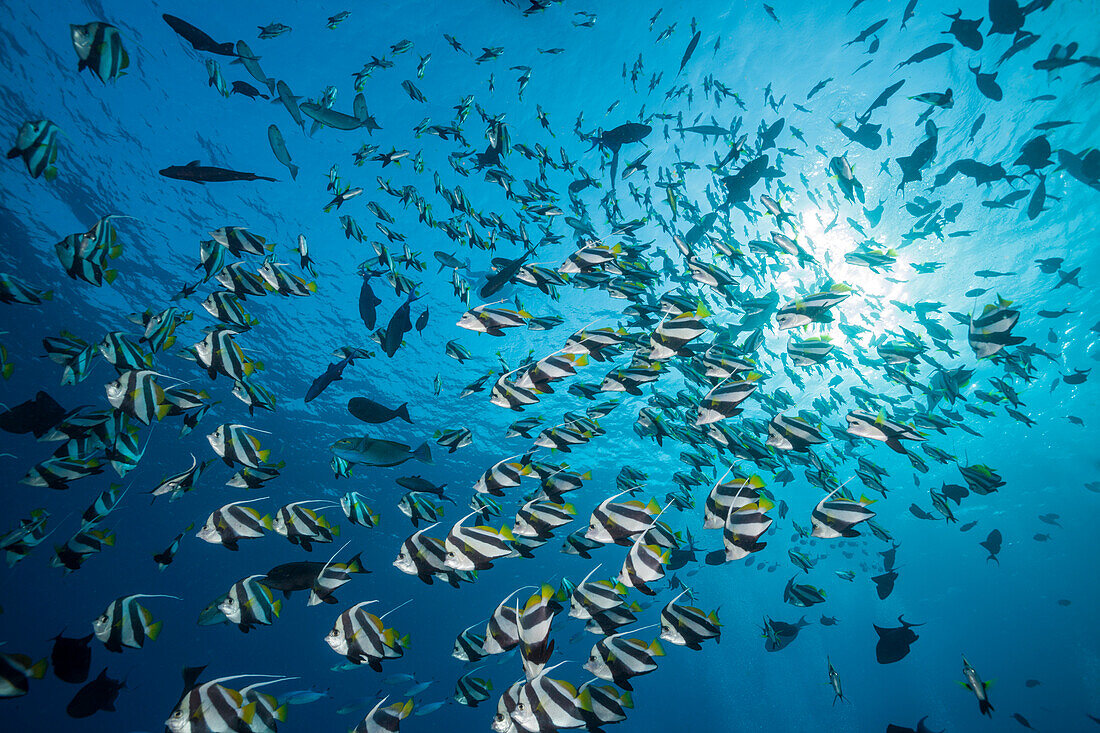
[358,271,383,330]
[347,397,412,424]
[886,717,944,733]
[66,668,123,718]
[909,504,937,520]
[382,291,422,357]
[50,632,93,683]
[305,354,356,403]
[940,483,969,504]
[162,14,236,56]
[858,80,905,123]
[988,0,1025,35]
[722,155,769,205]
[969,64,1003,100]
[0,390,67,438]
[762,615,809,652]
[960,520,978,532]
[261,561,327,596]
[1012,712,1036,730]
[874,615,922,663]
[590,122,651,181]
[871,569,899,599]
[880,543,899,571]
[159,160,275,183]
[943,10,984,50]
[678,31,701,75]
[480,246,536,298]
[980,529,1002,563]
[895,42,954,70]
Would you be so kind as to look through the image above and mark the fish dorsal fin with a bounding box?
[187,160,200,167]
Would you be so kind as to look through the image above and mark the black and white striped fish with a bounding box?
[518,585,560,679]
[696,376,759,425]
[454,667,493,707]
[6,119,59,180]
[660,589,722,650]
[584,632,664,690]
[444,511,514,571]
[194,327,262,381]
[968,295,1024,358]
[473,454,530,495]
[585,491,660,545]
[456,305,530,335]
[70,22,129,83]
[618,529,672,595]
[302,548,366,607]
[152,523,193,570]
[483,590,525,655]
[599,361,663,394]
[352,697,413,733]
[50,527,115,572]
[81,482,127,528]
[93,593,179,652]
[490,681,525,733]
[515,353,586,393]
[207,423,271,468]
[393,526,473,588]
[257,260,316,297]
[272,500,338,551]
[511,663,584,731]
[704,474,765,529]
[150,455,210,502]
[569,566,629,620]
[325,600,408,671]
[196,497,273,550]
[433,426,473,452]
[164,673,280,733]
[845,410,925,453]
[532,424,592,451]
[707,496,775,563]
[767,413,827,452]
[775,285,851,330]
[216,261,273,297]
[220,575,283,631]
[105,369,171,425]
[452,621,489,663]
[787,335,835,366]
[810,489,877,538]
[0,652,48,698]
[784,576,827,607]
[98,331,150,370]
[646,306,710,360]
[341,491,380,527]
[539,468,590,502]
[577,682,633,729]
[513,499,576,538]
[558,243,621,274]
[211,226,270,256]
[490,374,542,409]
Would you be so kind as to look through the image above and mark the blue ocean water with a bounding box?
[1,0,1099,731]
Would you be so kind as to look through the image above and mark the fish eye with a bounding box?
[328,629,340,638]
[589,654,597,661]
[495,714,505,722]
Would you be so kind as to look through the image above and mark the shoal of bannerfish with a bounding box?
[1,2,1097,732]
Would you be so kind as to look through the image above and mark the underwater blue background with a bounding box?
[1,0,1099,731]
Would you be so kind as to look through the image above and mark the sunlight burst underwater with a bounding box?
[1,0,1099,732]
